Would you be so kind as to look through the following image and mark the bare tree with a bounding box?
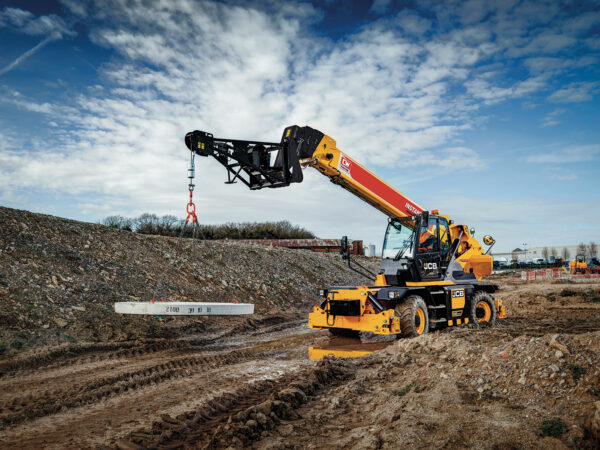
[562,247,570,260]
[589,241,598,258]
[550,247,557,258]
[542,247,549,260]
[102,215,132,230]
[577,242,587,258]
[102,215,123,228]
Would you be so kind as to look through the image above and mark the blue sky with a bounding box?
[0,0,599,253]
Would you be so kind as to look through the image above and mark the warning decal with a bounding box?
[336,152,424,217]
[338,154,351,174]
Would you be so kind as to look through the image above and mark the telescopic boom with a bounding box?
[185,125,424,219]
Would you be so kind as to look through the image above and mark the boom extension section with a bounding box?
[184,126,324,190]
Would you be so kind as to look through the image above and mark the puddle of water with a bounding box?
[308,337,393,360]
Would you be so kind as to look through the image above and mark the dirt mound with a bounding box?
[240,329,600,449]
[0,206,377,354]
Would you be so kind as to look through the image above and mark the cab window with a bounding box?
[382,220,414,259]
[439,218,450,260]
[418,217,439,253]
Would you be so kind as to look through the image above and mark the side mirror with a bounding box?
[483,235,495,246]
[340,236,349,260]
[469,227,475,236]
[482,234,495,255]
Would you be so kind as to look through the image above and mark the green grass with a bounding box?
[568,364,586,382]
[0,342,6,355]
[11,341,23,350]
[390,384,415,397]
[539,418,567,437]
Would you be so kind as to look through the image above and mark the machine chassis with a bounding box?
[308,282,505,336]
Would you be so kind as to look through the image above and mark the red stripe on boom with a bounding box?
[348,159,424,217]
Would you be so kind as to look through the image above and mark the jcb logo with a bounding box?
[452,289,465,298]
[423,262,437,270]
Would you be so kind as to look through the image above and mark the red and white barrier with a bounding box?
[521,268,600,281]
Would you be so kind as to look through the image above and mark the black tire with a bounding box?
[469,291,497,326]
[328,328,360,338]
[395,295,429,338]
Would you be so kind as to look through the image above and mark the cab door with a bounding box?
[415,216,442,280]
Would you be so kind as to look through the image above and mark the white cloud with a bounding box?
[409,147,486,170]
[544,167,579,181]
[0,87,71,114]
[547,81,600,103]
[525,145,600,164]
[506,32,577,57]
[539,108,566,127]
[0,6,75,37]
[524,56,598,74]
[395,10,431,36]
[465,75,548,104]
[561,10,600,35]
[370,0,393,15]
[455,0,492,25]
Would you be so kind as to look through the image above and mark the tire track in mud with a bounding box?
[0,319,320,429]
[0,339,190,377]
[497,315,600,336]
[114,358,356,450]
[0,347,274,428]
[184,317,306,347]
[0,316,303,378]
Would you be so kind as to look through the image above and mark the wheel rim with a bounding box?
[415,307,425,334]
[475,301,491,322]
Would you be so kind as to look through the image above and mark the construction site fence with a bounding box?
[214,239,364,255]
[521,268,600,281]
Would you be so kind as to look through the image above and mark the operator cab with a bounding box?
[380,211,452,284]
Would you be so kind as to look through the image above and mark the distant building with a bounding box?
[491,244,595,263]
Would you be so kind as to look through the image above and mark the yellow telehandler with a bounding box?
[185,125,505,338]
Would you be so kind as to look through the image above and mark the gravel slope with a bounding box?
[0,206,378,353]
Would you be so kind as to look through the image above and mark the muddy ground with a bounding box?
[1,277,599,449]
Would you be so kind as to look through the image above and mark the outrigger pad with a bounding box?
[114,302,254,316]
